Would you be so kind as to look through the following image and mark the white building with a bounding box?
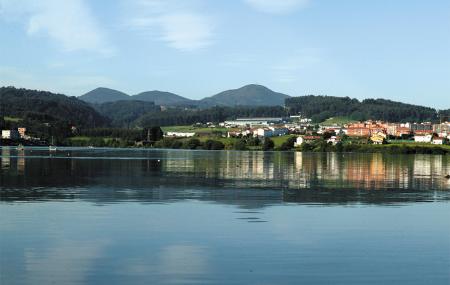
[294,135,321,147]
[255,128,273,137]
[414,134,433,143]
[2,130,20,140]
[165,132,196,138]
[432,137,445,145]
[228,129,253,138]
[326,136,341,145]
[224,117,284,127]
[269,126,288,136]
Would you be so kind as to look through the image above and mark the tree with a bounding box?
[143,126,163,142]
[262,138,274,151]
[204,140,225,150]
[246,136,261,146]
[279,136,296,151]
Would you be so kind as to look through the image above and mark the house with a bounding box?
[2,129,20,140]
[370,132,386,144]
[346,127,371,137]
[269,126,288,136]
[326,136,341,145]
[432,137,445,145]
[294,135,321,147]
[165,132,196,138]
[414,129,433,136]
[18,127,26,138]
[414,134,433,143]
[255,128,273,137]
[228,129,252,138]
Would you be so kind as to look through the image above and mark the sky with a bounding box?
[0,0,449,108]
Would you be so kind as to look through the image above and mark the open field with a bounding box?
[271,135,296,147]
[321,116,356,125]
[3,116,22,122]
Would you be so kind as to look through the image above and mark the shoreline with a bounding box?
[1,143,449,155]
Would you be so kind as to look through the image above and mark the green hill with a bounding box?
[285,95,438,123]
[93,100,160,127]
[200,84,289,107]
[1,86,108,127]
[79,87,130,103]
[133,91,193,106]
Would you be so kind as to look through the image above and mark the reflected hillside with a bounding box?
[1,147,449,205]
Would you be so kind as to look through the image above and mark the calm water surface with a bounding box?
[1,147,449,284]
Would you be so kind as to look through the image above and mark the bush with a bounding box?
[233,139,247,150]
[204,140,225,150]
[279,137,296,151]
[262,138,274,151]
[184,138,202,149]
[246,137,261,146]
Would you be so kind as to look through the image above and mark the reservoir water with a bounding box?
[1,147,449,284]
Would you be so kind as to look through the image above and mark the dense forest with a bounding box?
[0,86,109,139]
[285,96,439,123]
[93,100,160,128]
[138,106,287,127]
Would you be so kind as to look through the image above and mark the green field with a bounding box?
[321,116,356,126]
[3,116,22,122]
[271,135,297,148]
[388,141,450,150]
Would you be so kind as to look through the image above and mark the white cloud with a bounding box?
[158,13,213,50]
[126,0,214,51]
[244,0,310,14]
[0,0,115,55]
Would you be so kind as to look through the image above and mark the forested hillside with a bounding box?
[93,100,160,127]
[79,87,129,103]
[0,86,109,139]
[285,96,439,122]
[199,84,289,107]
[139,106,286,127]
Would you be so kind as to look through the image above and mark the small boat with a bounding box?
[88,145,94,149]
[17,144,24,151]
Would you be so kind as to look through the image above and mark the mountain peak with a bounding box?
[79,87,129,103]
[199,84,289,107]
[133,90,193,105]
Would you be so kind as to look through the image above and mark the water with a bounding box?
[1,147,449,284]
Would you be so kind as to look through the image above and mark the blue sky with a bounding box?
[0,0,449,108]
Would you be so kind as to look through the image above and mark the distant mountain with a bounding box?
[199,84,290,107]
[79,87,130,103]
[133,91,193,106]
[80,84,289,107]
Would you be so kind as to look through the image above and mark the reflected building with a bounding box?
[1,147,11,170]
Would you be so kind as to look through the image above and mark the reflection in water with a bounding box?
[1,148,450,285]
[0,147,449,205]
[1,147,11,169]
